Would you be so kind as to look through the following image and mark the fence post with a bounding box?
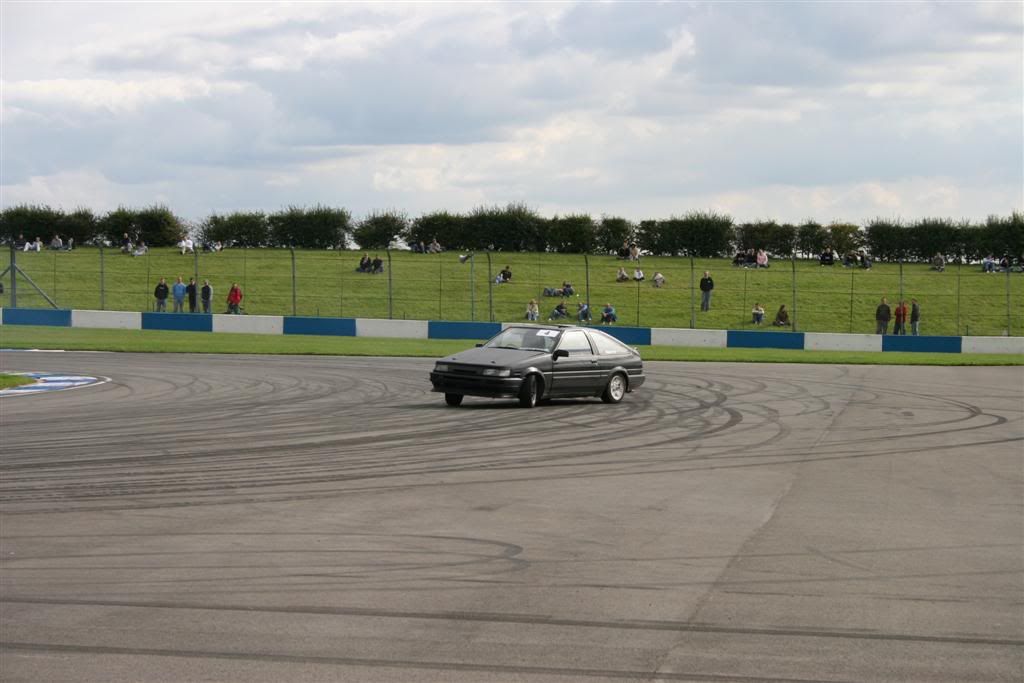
[689,254,695,328]
[438,258,443,320]
[145,255,150,312]
[387,249,393,320]
[636,277,641,327]
[290,247,297,316]
[791,253,798,331]
[486,251,493,322]
[193,247,199,286]
[10,245,17,307]
[53,251,58,305]
[742,268,748,328]
[848,268,855,333]
[339,250,344,317]
[898,259,904,304]
[956,261,961,335]
[1006,267,1012,336]
[99,245,105,310]
[584,253,590,314]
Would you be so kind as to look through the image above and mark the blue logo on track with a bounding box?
[0,372,109,396]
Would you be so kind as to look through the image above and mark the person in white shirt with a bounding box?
[180,237,195,255]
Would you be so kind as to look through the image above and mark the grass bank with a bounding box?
[0,373,35,389]
[2,326,1020,366]
[2,248,1020,336]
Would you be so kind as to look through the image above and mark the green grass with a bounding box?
[0,373,34,389]
[2,326,1020,366]
[2,248,1021,336]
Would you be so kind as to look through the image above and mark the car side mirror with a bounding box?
[553,349,569,360]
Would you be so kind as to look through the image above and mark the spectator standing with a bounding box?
[893,299,909,335]
[910,298,921,336]
[201,280,213,313]
[525,299,539,321]
[752,302,765,325]
[186,278,198,313]
[772,305,791,327]
[652,272,666,288]
[600,303,617,325]
[154,278,169,312]
[171,277,187,312]
[756,249,769,268]
[875,297,891,335]
[227,283,243,314]
[629,243,640,261]
[699,271,714,311]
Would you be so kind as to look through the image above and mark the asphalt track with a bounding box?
[0,352,1021,683]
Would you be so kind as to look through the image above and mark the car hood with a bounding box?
[439,346,549,367]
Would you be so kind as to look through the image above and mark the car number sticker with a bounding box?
[536,330,559,337]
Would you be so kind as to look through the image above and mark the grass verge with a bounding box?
[0,373,35,389]
[2,326,1021,366]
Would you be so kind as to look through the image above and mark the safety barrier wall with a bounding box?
[1,309,1022,355]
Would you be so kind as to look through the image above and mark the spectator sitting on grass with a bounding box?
[497,265,512,283]
[132,241,148,257]
[752,303,765,325]
[819,249,835,266]
[629,243,640,261]
[49,234,63,250]
[982,255,997,273]
[732,250,746,267]
[633,267,645,282]
[23,236,42,252]
[652,272,666,288]
[428,238,443,253]
[549,300,569,320]
[931,253,945,272]
[371,255,384,274]
[525,299,539,321]
[577,301,592,322]
[999,255,1011,272]
[617,240,630,259]
[121,233,133,254]
[744,249,757,267]
[843,251,857,267]
[600,303,617,325]
[357,254,371,272]
[561,281,575,296]
[859,251,872,269]
[616,266,629,282]
[179,237,194,255]
[756,249,769,268]
[772,304,791,327]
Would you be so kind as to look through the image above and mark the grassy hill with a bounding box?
[2,248,1020,336]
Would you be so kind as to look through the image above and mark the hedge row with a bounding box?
[2,204,1021,261]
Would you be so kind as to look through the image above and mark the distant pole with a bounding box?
[193,247,199,286]
[438,258,443,320]
[10,245,17,308]
[742,268,748,327]
[290,247,297,316]
[1006,266,1012,335]
[898,258,904,304]
[486,251,493,322]
[99,245,105,310]
[791,253,798,331]
[387,249,393,320]
[848,268,855,333]
[145,255,151,312]
[636,277,640,327]
[469,255,475,321]
[956,261,961,335]
[584,254,591,314]
[689,254,695,328]
[339,250,344,317]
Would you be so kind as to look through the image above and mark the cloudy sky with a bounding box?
[2,1,1021,224]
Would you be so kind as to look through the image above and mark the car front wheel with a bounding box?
[518,375,539,408]
[445,393,464,407]
[601,372,627,404]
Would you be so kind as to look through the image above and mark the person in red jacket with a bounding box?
[226,283,243,314]
[893,299,909,335]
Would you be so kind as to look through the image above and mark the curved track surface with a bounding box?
[1,352,1021,682]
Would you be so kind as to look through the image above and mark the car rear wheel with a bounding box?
[444,393,464,407]
[601,372,626,404]
[518,375,539,408]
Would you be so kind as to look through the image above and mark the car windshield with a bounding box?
[484,327,560,352]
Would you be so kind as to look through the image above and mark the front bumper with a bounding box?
[429,372,524,399]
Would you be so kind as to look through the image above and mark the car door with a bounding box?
[550,329,598,396]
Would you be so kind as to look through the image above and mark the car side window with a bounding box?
[557,330,593,356]
[589,331,631,355]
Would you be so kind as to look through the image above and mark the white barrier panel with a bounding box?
[804,332,882,352]
[356,318,428,339]
[72,310,142,330]
[650,328,727,348]
[961,336,1024,355]
[212,314,283,335]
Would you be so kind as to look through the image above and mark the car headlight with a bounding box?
[481,368,511,377]
[435,363,449,372]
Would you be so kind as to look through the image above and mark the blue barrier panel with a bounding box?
[597,326,652,346]
[142,312,213,332]
[2,308,71,327]
[882,335,962,354]
[727,330,805,350]
[428,321,502,340]
[283,316,356,336]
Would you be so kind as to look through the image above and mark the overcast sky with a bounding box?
[2,1,1021,224]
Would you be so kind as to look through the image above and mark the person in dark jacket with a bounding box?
[875,297,891,335]
[201,280,213,314]
[772,305,791,326]
[154,278,169,312]
[186,278,198,313]
[910,298,921,336]
[699,271,714,311]
[371,255,384,274]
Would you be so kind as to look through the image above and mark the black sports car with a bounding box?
[429,324,645,408]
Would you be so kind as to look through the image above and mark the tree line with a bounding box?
[1,203,1020,261]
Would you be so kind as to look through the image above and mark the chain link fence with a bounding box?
[2,247,1020,336]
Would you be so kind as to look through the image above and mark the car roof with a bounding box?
[503,323,577,331]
